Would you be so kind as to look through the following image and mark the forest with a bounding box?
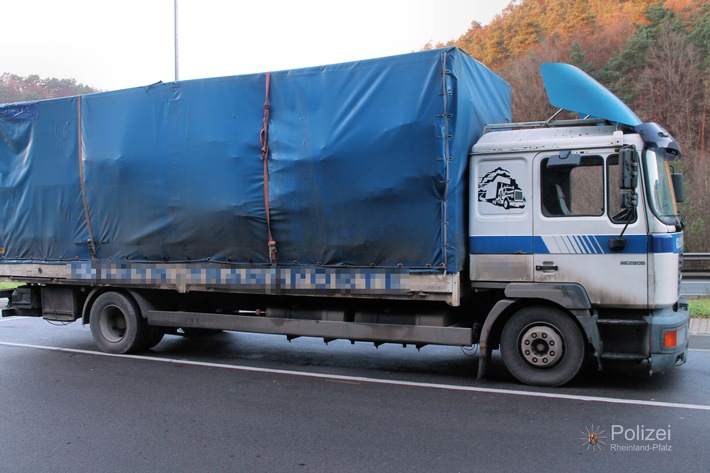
[1,0,708,250]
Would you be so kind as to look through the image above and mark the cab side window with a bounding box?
[541,155,604,217]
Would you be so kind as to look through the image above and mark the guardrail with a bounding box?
[683,253,710,279]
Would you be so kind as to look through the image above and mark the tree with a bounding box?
[638,24,709,251]
[594,3,709,250]
[498,35,576,122]
[0,73,97,104]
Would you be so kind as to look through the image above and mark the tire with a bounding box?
[89,292,149,354]
[500,306,585,387]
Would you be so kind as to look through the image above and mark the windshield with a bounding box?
[644,148,678,225]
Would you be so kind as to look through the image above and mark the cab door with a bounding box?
[470,155,533,283]
[532,150,648,307]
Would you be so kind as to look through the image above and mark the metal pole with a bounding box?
[174,0,179,81]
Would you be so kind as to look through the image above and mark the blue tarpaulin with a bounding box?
[0,47,510,272]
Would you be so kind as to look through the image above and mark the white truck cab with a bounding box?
[469,64,688,386]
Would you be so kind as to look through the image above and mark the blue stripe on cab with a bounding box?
[649,233,683,254]
[469,236,534,254]
[469,233,683,255]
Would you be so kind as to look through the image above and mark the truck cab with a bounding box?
[469,63,688,386]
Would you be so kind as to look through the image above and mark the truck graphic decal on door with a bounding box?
[478,167,526,210]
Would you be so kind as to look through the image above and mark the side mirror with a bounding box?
[671,173,684,202]
[619,148,639,210]
[619,190,638,209]
[619,148,639,190]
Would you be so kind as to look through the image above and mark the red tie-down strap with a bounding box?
[259,71,277,264]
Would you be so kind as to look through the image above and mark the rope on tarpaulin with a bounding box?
[77,96,98,260]
[259,71,278,264]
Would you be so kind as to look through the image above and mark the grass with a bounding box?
[0,282,20,290]
[689,297,710,318]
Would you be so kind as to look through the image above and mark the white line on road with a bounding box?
[1,340,710,412]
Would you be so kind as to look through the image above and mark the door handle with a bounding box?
[536,264,558,272]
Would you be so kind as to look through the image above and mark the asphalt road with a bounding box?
[1,316,709,473]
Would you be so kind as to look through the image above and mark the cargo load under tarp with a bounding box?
[0,47,510,275]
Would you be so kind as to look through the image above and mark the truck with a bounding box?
[0,47,689,386]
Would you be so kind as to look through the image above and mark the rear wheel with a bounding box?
[89,292,149,354]
[500,306,585,386]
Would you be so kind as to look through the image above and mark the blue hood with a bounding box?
[540,63,642,127]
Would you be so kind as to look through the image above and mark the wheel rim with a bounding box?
[99,305,127,343]
[518,323,564,368]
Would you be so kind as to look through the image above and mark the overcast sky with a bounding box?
[2,0,511,91]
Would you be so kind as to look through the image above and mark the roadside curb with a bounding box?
[690,318,710,336]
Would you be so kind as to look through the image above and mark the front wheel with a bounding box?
[89,292,149,354]
[500,306,585,386]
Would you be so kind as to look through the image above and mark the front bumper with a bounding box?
[648,298,690,373]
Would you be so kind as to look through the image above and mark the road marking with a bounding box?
[1,341,710,412]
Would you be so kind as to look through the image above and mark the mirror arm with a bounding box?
[609,196,636,252]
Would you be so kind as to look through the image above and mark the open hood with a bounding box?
[540,63,642,127]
